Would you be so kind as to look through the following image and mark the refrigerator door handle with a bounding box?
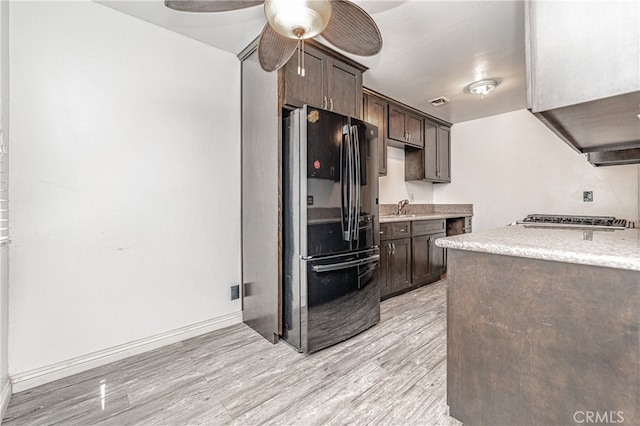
[343,124,354,241]
[351,125,361,242]
[340,125,347,241]
[311,255,380,273]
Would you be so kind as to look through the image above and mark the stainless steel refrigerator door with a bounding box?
[302,248,380,353]
[303,107,379,258]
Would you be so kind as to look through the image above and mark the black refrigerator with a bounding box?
[282,105,380,353]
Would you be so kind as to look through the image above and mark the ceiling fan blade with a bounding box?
[321,0,382,56]
[258,24,298,72]
[164,0,264,13]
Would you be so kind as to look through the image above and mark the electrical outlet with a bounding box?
[409,193,415,202]
[231,285,240,300]
[583,191,593,202]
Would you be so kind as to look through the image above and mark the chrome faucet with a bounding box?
[397,199,410,215]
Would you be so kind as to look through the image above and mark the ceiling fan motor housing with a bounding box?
[264,0,332,40]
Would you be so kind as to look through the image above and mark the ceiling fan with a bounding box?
[164,0,383,74]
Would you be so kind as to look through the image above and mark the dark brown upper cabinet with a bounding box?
[423,122,450,183]
[406,120,451,184]
[363,92,388,176]
[282,44,363,119]
[388,104,424,148]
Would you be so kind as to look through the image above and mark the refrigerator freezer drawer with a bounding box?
[282,249,380,353]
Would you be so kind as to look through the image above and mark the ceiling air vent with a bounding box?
[429,96,449,107]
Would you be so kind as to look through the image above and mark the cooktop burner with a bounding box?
[517,214,633,230]
[522,214,626,227]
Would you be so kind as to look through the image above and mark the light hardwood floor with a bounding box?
[3,280,461,425]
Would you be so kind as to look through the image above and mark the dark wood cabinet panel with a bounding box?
[328,60,362,118]
[390,238,412,292]
[380,243,391,298]
[437,126,450,182]
[380,218,451,300]
[388,104,423,148]
[388,105,407,143]
[364,93,388,176]
[411,234,432,286]
[283,48,326,110]
[406,113,424,147]
[430,231,446,277]
[283,44,363,119]
[380,224,412,299]
[411,220,446,286]
[406,120,451,183]
[423,121,438,180]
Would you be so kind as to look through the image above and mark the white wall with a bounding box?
[0,0,10,410]
[9,0,241,380]
[433,109,639,231]
[379,146,434,204]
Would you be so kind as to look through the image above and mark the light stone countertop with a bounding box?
[436,224,640,271]
[380,213,472,223]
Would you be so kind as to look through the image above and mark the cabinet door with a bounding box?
[390,238,411,291]
[411,234,431,286]
[364,93,388,176]
[327,59,362,118]
[423,121,438,181]
[429,232,446,278]
[379,242,392,299]
[283,47,327,109]
[406,113,424,148]
[388,104,407,143]
[437,126,451,182]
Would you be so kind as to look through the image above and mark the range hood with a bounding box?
[525,1,640,167]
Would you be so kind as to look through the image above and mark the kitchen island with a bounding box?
[437,225,639,426]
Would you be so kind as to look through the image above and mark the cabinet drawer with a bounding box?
[380,222,410,240]
[412,219,445,236]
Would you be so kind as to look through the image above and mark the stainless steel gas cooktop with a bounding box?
[516,214,635,230]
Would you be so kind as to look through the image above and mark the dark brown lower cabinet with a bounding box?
[411,220,446,286]
[380,237,411,299]
[412,225,446,286]
[380,219,448,300]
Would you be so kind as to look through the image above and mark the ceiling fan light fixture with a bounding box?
[465,79,499,97]
[264,0,332,40]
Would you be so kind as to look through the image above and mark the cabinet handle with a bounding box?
[408,131,412,142]
[322,96,328,109]
[391,242,396,255]
[329,98,334,111]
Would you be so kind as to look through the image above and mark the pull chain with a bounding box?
[293,28,306,77]
[296,37,306,77]
[296,37,301,76]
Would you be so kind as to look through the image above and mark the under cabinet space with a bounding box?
[446,217,472,236]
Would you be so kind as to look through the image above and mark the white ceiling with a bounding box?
[97,0,527,124]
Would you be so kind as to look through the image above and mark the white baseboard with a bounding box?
[0,378,11,423]
[10,311,242,393]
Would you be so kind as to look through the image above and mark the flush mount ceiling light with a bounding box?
[465,79,500,97]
